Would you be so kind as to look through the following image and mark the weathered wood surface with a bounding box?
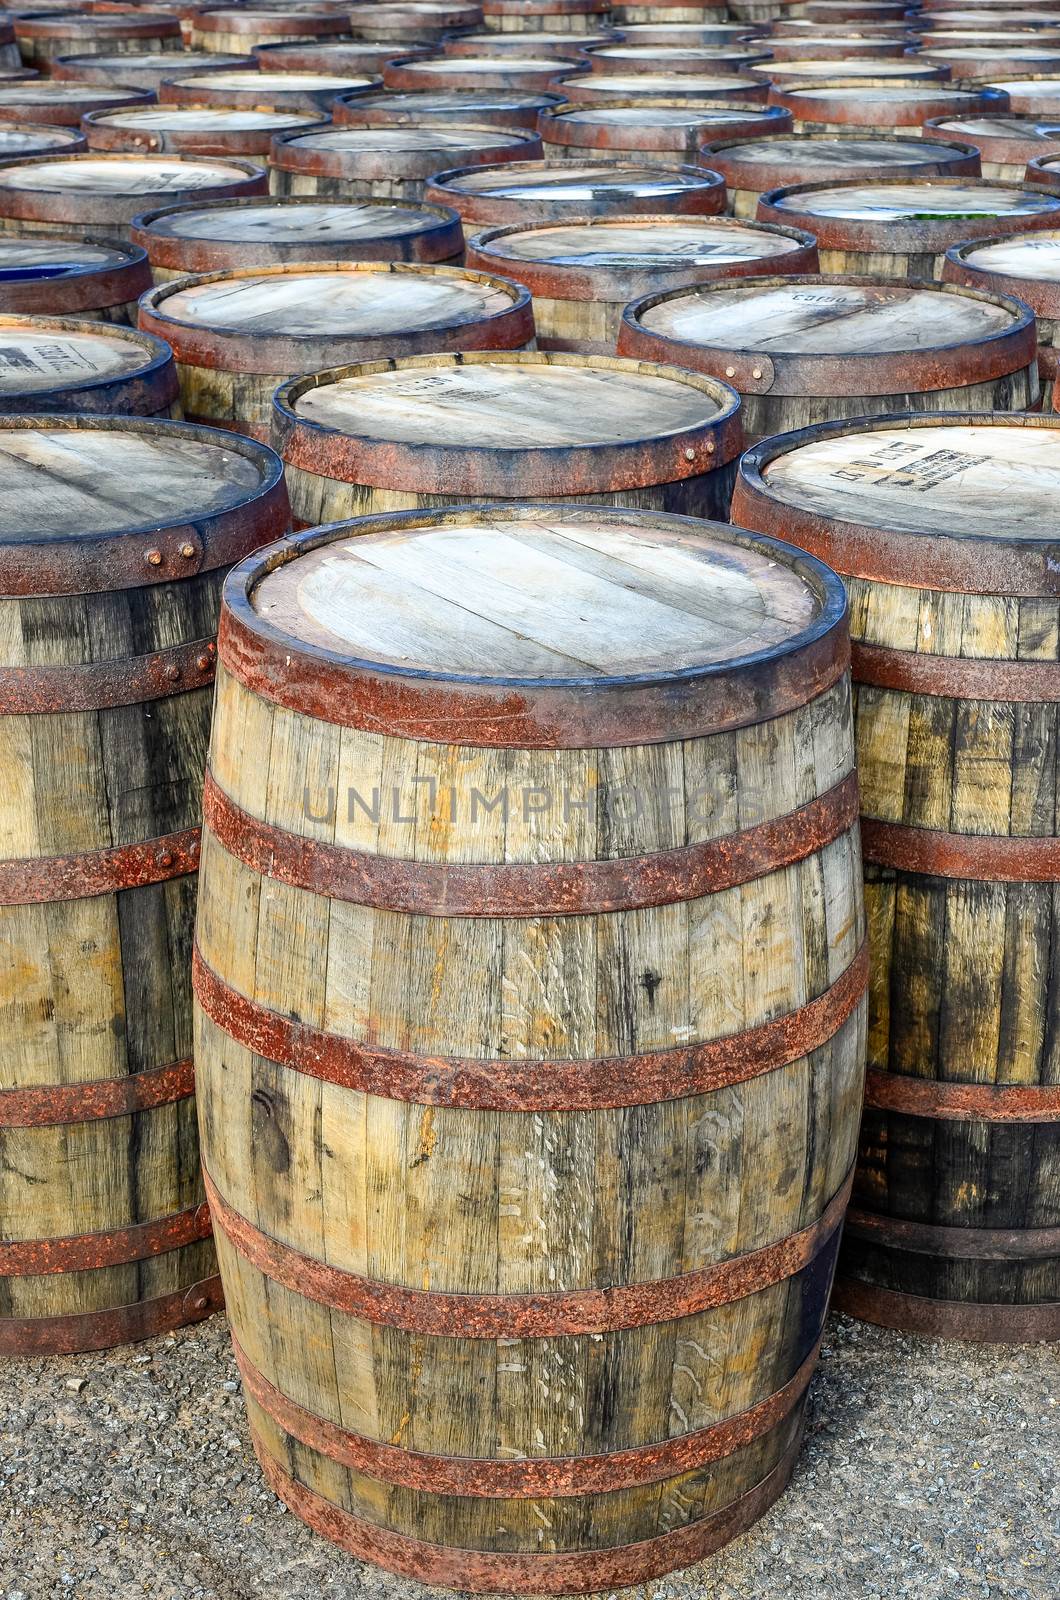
[270,122,542,202]
[0,83,154,130]
[424,159,726,225]
[14,12,181,69]
[159,71,380,113]
[194,499,864,1585]
[559,69,770,102]
[190,8,352,53]
[346,1,484,42]
[52,50,258,88]
[483,0,609,31]
[332,87,565,129]
[382,50,576,90]
[923,113,1060,180]
[732,415,1060,1342]
[771,81,1004,133]
[84,106,323,160]
[943,229,1060,402]
[703,133,981,217]
[539,99,794,159]
[0,313,179,414]
[580,44,771,73]
[0,124,85,159]
[0,236,152,322]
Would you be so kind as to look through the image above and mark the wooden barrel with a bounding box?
[770,13,913,32]
[763,36,913,59]
[558,70,771,102]
[922,112,1060,178]
[583,44,772,72]
[0,311,179,413]
[346,2,484,43]
[465,214,818,351]
[803,0,910,16]
[138,261,535,437]
[194,496,863,1588]
[84,105,324,158]
[483,0,609,32]
[14,11,182,70]
[189,7,352,52]
[424,159,726,224]
[0,235,151,321]
[0,81,154,128]
[611,0,730,17]
[0,413,290,1357]
[757,177,1060,278]
[732,413,1060,1345]
[269,122,541,201]
[971,74,1060,116]
[770,80,1007,133]
[764,60,950,88]
[252,39,426,73]
[442,28,609,56]
[159,70,381,112]
[944,230,1060,402]
[131,196,464,278]
[274,349,743,518]
[381,50,577,90]
[0,22,21,72]
[0,122,85,158]
[1026,148,1060,191]
[702,132,981,218]
[0,153,268,245]
[619,275,1038,437]
[922,44,1060,77]
[51,49,259,87]
[539,99,794,159]
[617,21,765,44]
[332,87,565,129]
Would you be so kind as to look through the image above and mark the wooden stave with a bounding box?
[0,84,156,129]
[14,12,183,70]
[423,158,727,225]
[83,104,328,158]
[922,112,1060,181]
[700,132,982,218]
[538,99,795,159]
[268,123,543,202]
[0,310,180,414]
[731,413,1060,1337]
[0,235,152,321]
[618,274,1040,437]
[0,415,291,1353]
[332,88,566,129]
[194,499,863,1581]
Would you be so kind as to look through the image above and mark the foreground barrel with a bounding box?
[0,236,152,321]
[275,350,743,520]
[195,498,865,1589]
[0,313,179,414]
[139,262,534,436]
[944,231,1060,402]
[0,414,290,1355]
[619,276,1039,435]
[732,413,1060,1344]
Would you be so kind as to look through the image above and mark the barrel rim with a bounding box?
[942,226,1060,314]
[382,48,580,91]
[333,87,567,123]
[0,120,86,154]
[14,9,182,36]
[0,233,151,312]
[537,98,794,151]
[558,66,772,103]
[268,119,541,179]
[698,130,984,193]
[767,79,1008,125]
[0,309,179,413]
[0,149,269,223]
[192,6,354,36]
[0,84,156,127]
[922,109,1060,165]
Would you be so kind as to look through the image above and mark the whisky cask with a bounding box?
[612,0,732,19]
[539,98,793,159]
[194,496,864,1587]
[346,2,484,43]
[617,22,764,45]
[84,105,324,159]
[424,159,726,225]
[160,70,380,113]
[483,0,609,32]
[332,87,564,129]
[703,133,980,218]
[583,44,772,73]
[770,81,1006,133]
[558,70,771,103]
[921,44,1060,77]
[189,8,352,53]
[51,49,258,86]
[973,75,1060,116]
[381,51,576,90]
[0,81,154,128]
[757,178,1060,278]
[803,0,910,16]
[14,11,182,71]
[922,113,1060,179]
[138,261,534,436]
[275,349,743,518]
[944,231,1060,402]
[619,276,1038,437]
[0,123,85,158]
[0,311,179,413]
[0,413,290,1355]
[0,154,268,245]
[131,196,464,278]
[252,40,424,74]
[1026,149,1060,191]
[763,36,912,60]
[732,413,1060,1344]
[270,123,541,202]
[0,235,151,321]
[442,28,609,57]
[769,13,912,33]
[465,214,818,351]
[761,60,950,87]
[0,22,18,73]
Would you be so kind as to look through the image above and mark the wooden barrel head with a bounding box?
[346,1,484,40]
[954,75,1060,117]
[923,44,1060,75]
[539,99,794,155]
[51,49,260,87]
[442,28,611,56]
[381,50,577,91]
[770,81,1006,129]
[84,104,323,157]
[159,70,381,112]
[0,153,269,235]
[425,159,726,223]
[0,123,85,158]
[763,36,913,59]
[191,7,354,43]
[0,235,151,317]
[702,134,982,210]
[251,40,430,74]
[584,45,771,73]
[558,70,770,101]
[0,311,178,413]
[764,58,949,81]
[132,196,466,271]
[0,83,155,129]
[944,228,1060,322]
[332,88,566,127]
[270,122,542,187]
[924,113,1060,174]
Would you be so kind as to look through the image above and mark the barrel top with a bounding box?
[248,509,826,681]
[941,45,1060,61]
[59,50,254,70]
[752,420,1060,544]
[0,236,130,269]
[590,45,764,61]
[955,229,1060,274]
[0,423,266,541]
[0,125,81,153]
[778,83,987,102]
[935,113,1060,135]
[475,216,808,266]
[94,107,321,131]
[554,103,775,127]
[768,58,945,75]
[564,72,759,92]
[390,52,574,69]
[438,160,716,198]
[170,70,375,90]
[769,180,1060,219]
[0,83,148,104]
[141,198,449,242]
[347,89,561,110]
[0,316,157,392]
[636,279,1019,351]
[0,155,259,193]
[283,125,518,150]
[711,135,969,165]
[158,266,517,335]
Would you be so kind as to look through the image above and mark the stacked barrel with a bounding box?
[0,0,1056,1590]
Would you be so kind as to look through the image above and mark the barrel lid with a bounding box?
[766,178,1060,220]
[767,59,946,77]
[0,82,150,105]
[341,89,562,111]
[931,45,1060,63]
[0,236,134,270]
[436,159,719,199]
[221,501,845,747]
[943,228,1060,315]
[165,70,377,91]
[387,52,574,70]
[446,28,611,47]
[773,82,998,104]
[0,417,288,596]
[285,124,524,150]
[736,416,1060,597]
[561,72,764,93]
[932,112,1060,135]
[0,123,83,153]
[706,134,973,167]
[0,314,165,395]
[56,50,256,73]
[554,103,775,126]
[0,153,262,193]
[139,197,457,243]
[589,45,765,62]
[93,106,320,131]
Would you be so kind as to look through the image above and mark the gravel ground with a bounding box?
[0,1312,1056,1600]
